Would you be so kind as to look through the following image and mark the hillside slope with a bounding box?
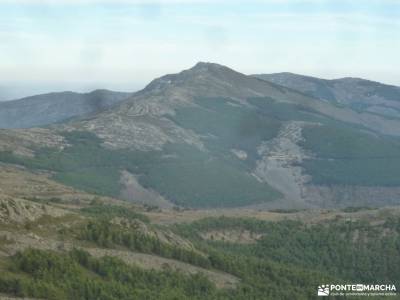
[0,185,399,299]
[69,63,400,149]
[0,89,131,128]
[254,72,400,119]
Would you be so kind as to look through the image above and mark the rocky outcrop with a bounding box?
[254,121,312,206]
[0,196,67,224]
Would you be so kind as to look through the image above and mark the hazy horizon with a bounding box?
[1,0,399,100]
[1,65,400,102]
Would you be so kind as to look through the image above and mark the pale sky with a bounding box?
[0,0,399,100]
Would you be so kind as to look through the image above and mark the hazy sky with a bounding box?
[0,0,399,99]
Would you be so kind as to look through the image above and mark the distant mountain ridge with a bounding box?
[0,89,132,128]
[253,72,400,119]
[2,62,400,209]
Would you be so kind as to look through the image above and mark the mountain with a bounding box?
[253,72,400,119]
[65,62,400,147]
[2,62,400,209]
[0,89,132,128]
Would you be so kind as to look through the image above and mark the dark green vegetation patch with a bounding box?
[80,204,150,223]
[2,207,399,299]
[0,130,280,208]
[171,97,282,164]
[0,248,216,300]
[76,219,211,268]
[301,126,400,186]
[174,216,400,288]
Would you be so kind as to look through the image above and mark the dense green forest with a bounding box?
[0,248,216,300]
[0,245,333,300]
[2,212,398,299]
[174,216,400,287]
[300,125,400,186]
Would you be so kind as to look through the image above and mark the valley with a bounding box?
[0,168,399,299]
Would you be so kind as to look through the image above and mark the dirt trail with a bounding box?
[86,248,239,289]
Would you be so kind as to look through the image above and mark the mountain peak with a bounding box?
[143,62,242,92]
[188,61,243,76]
[192,61,216,68]
[190,61,229,71]
[141,61,291,102]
